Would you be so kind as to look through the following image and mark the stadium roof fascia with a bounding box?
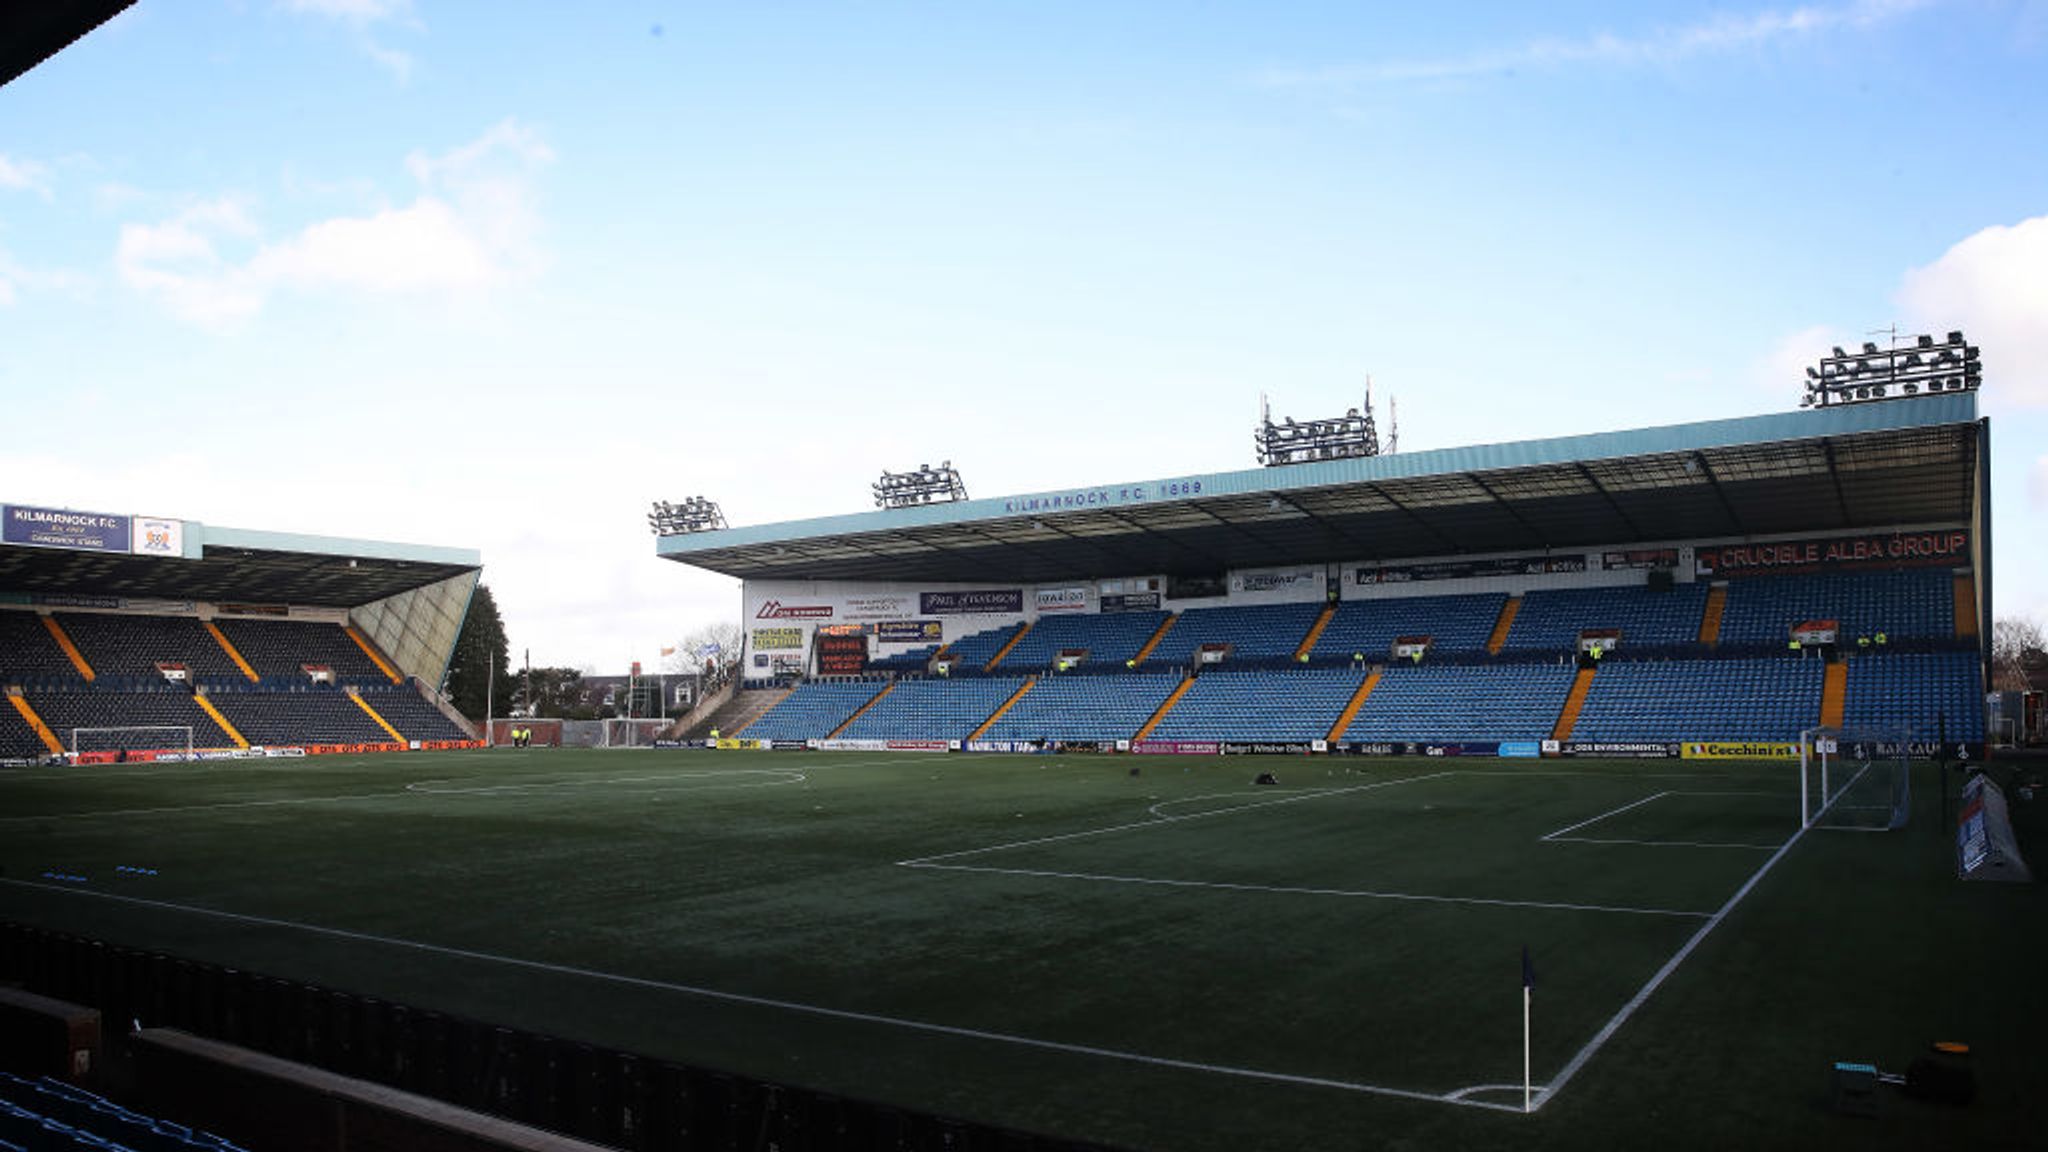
[0,514,481,609]
[198,524,481,569]
[656,394,1983,585]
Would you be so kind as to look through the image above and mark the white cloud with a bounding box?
[119,122,550,326]
[1750,323,1855,405]
[1897,213,2048,409]
[280,0,419,81]
[283,0,408,17]
[1257,0,1931,89]
[0,153,53,199]
[2032,455,2048,508]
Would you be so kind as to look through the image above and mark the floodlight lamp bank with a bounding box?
[1255,391,1388,468]
[648,496,729,535]
[873,460,969,509]
[1799,329,1980,409]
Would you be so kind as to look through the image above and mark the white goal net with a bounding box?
[1799,727,1910,831]
[69,725,196,763]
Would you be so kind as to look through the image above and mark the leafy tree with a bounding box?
[510,665,594,719]
[444,583,509,723]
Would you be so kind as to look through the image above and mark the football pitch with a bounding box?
[1,749,2042,1151]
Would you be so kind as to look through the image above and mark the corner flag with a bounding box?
[1522,945,1535,1113]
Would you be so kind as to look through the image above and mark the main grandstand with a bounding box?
[659,391,1991,759]
[0,504,482,763]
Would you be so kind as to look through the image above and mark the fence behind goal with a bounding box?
[488,719,669,747]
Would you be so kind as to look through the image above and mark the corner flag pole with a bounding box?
[1522,945,1535,1113]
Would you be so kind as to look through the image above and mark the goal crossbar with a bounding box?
[68,725,196,762]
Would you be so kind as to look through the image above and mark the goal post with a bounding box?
[1799,726,1910,831]
[68,725,196,763]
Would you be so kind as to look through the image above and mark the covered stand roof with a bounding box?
[0,522,480,608]
[658,396,1982,585]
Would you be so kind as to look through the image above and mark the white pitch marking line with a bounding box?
[1530,820,1809,1111]
[903,862,1713,919]
[405,769,806,796]
[898,771,1454,867]
[1145,788,1323,819]
[1543,836,1779,851]
[0,878,1523,1114]
[1540,792,1670,841]
[1445,1083,1545,1102]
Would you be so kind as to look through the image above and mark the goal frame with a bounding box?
[1799,726,1910,831]
[68,725,197,763]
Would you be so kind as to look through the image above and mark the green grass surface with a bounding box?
[1,749,2043,1150]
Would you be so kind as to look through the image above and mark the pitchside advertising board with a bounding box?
[4,505,186,557]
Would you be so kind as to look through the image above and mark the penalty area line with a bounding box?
[1531,820,1810,1111]
[899,771,1453,867]
[0,878,1521,1113]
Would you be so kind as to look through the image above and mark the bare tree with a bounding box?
[1992,615,2044,692]
[664,620,743,676]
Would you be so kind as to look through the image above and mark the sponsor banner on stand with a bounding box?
[4,505,131,552]
[1497,741,1543,758]
[1036,587,1089,613]
[1129,740,1221,756]
[814,738,889,752]
[877,620,944,643]
[296,742,407,756]
[1336,742,1404,756]
[1680,741,1799,761]
[652,739,687,749]
[1221,741,1316,755]
[1050,740,1108,753]
[420,740,482,751]
[1560,741,1679,759]
[1410,742,1497,757]
[1100,592,1162,613]
[131,517,185,558]
[1358,554,1586,585]
[755,600,834,620]
[1696,529,1969,577]
[33,594,123,610]
[1233,569,1317,593]
[842,595,911,621]
[885,739,953,752]
[715,738,766,750]
[1600,548,1679,570]
[921,590,1024,615]
[769,740,810,751]
[964,740,1052,753]
[752,627,804,651]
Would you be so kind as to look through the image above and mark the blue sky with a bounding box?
[1,1,2042,670]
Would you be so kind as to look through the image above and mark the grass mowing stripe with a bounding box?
[0,876,1528,1114]
[900,862,1714,918]
[1531,819,1808,1111]
[898,770,1453,866]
